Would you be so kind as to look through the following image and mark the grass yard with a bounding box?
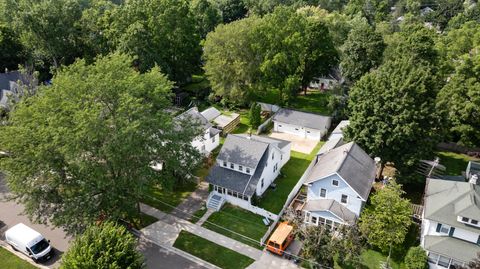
[173,230,255,269]
[202,204,267,249]
[258,142,324,214]
[255,89,332,115]
[142,181,197,213]
[189,204,208,224]
[437,151,480,175]
[0,247,38,269]
[232,111,251,134]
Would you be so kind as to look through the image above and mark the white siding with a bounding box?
[191,130,220,154]
[274,121,304,137]
[307,173,364,216]
[422,219,480,244]
[256,146,283,196]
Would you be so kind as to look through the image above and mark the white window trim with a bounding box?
[341,194,348,204]
[320,188,327,198]
[332,179,339,187]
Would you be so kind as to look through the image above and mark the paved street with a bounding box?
[138,238,208,269]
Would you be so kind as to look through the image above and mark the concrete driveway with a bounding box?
[0,174,71,268]
[269,132,318,154]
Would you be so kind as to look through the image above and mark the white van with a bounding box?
[5,223,54,262]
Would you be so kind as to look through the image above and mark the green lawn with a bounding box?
[202,204,267,249]
[232,111,251,134]
[0,247,38,269]
[189,204,208,224]
[258,142,323,214]
[437,151,480,175]
[255,89,332,115]
[173,230,255,269]
[142,181,197,213]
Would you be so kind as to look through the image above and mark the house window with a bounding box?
[201,145,206,151]
[311,216,318,225]
[341,194,348,204]
[428,253,439,264]
[438,256,451,267]
[462,217,469,222]
[279,124,282,127]
[281,155,283,160]
[437,223,451,235]
[295,128,299,131]
[230,163,234,169]
[320,188,326,198]
[472,219,479,225]
[239,165,243,171]
[318,217,326,226]
[227,190,233,196]
[305,212,311,223]
[307,131,310,133]
[272,153,274,160]
[223,161,227,167]
[261,178,264,188]
[212,136,216,143]
[246,168,250,173]
[332,180,339,186]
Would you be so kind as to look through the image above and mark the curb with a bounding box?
[0,241,49,269]
[139,232,221,269]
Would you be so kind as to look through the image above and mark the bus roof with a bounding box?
[268,222,293,244]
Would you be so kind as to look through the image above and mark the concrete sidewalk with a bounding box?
[141,203,263,260]
[170,181,209,221]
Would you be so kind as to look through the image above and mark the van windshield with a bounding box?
[30,239,49,254]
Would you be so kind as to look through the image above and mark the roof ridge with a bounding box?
[335,142,354,172]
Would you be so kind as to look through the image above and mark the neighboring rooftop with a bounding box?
[213,113,240,129]
[273,108,331,130]
[303,199,356,224]
[305,142,376,200]
[235,134,290,150]
[331,120,350,136]
[176,107,212,130]
[423,235,479,263]
[201,107,221,122]
[424,178,480,234]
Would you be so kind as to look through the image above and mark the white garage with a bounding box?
[273,109,331,140]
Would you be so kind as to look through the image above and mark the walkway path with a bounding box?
[140,203,299,269]
[170,181,209,221]
[196,209,213,225]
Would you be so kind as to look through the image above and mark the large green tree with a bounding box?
[109,0,202,83]
[0,23,25,71]
[0,53,202,233]
[359,181,412,262]
[5,0,90,68]
[344,57,442,176]
[437,51,480,147]
[340,21,385,83]
[212,0,248,23]
[60,222,144,269]
[190,0,222,39]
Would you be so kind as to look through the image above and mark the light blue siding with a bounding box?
[307,173,365,216]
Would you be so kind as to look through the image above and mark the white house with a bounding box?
[302,142,376,228]
[205,134,291,211]
[0,71,27,110]
[421,169,480,268]
[272,108,332,140]
[176,107,220,154]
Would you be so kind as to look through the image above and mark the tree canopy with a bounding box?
[0,53,202,233]
[60,222,144,269]
[345,56,442,176]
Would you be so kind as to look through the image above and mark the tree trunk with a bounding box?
[303,85,307,95]
[386,243,392,267]
[377,162,385,180]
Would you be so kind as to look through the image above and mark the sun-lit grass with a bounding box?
[437,151,480,175]
[0,247,38,269]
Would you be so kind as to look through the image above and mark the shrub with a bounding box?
[405,246,428,269]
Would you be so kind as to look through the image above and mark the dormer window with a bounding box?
[223,161,227,167]
[246,168,250,173]
[458,216,480,227]
[239,165,243,171]
[473,219,479,225]
[462,217,469,222]
[230,163,234,169]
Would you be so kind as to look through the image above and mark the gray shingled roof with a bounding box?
[331,120,350,135]
[304,142,375,200]
[206,165,254,195]
[201,107,221,122]
[176,107,212,129]
[216,134,269,168]
[424,178,480,234]
[235,134,290,149]
[424,235,480,263]
[273,108,331,130]
[303,199,356,224]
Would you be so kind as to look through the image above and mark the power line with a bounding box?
[144,195,336,269]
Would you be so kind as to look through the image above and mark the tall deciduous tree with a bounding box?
[0,23,25,71]
[212,0,248,23]
[300,225,335,268]
[60,222,144,269]
[190,0,222,39]
[359,181,412,262]
[340,21,385,83]
[249,103,261,128]
[109,0,202,83]
[437,51,480,148]
[0,53,202,233]
[5,0,89,68]
[344,57,442,176]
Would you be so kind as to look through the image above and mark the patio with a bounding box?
[269,132,318,154]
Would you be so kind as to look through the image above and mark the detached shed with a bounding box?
[213,113,240,134]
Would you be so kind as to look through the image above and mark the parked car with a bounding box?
[5,223,54,262]
[266,222,294,256]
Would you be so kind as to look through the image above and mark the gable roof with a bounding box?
[424,178,480,233]
[305,142,375,200]
[176,107,212,130]
[201,107,221,122]
[303,199,356,224]
[424,235,479,263]
[273,108,331,130]
[216,134,269,168]
[235,134,290,150]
